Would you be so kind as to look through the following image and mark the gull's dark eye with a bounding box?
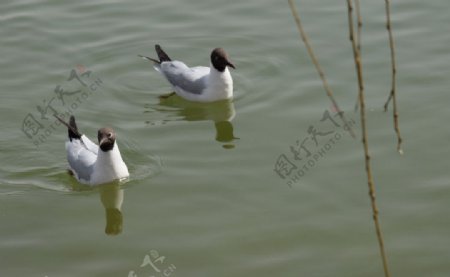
[107,133,112,138]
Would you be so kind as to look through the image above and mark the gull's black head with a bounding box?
[211,48,235,72]
[98,127,116,152]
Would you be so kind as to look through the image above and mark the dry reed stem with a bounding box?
[288,0,356,139]
[346,1,391,276]
[383,0,403,154]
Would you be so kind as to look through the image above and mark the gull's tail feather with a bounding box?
[155,44,171,62]
[138,54,160,64]
[138,44,171,71]
[54,114,82,141]
[68,116,81,141]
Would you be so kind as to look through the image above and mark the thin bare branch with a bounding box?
[353,0,362,112]
[383,0,403,154]
[383,93,393,111]
[288,0,356,138]
[354,0,362,52]
[346,1,391,276]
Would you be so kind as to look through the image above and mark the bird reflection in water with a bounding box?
[99,182,124,236]
[151,94,238,149]
[70,180,125,236]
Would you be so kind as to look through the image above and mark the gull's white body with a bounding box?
[66,135,129,186]
[155,61,233,102]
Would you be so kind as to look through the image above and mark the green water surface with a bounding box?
[1,0,450,276]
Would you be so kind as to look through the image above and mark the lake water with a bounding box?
[1,0,450,276]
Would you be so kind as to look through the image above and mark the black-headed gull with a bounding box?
[55,115,129,186]
[139,45,235,103]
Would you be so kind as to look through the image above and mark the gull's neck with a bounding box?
[207,63,233,100]
[91,143,129,185]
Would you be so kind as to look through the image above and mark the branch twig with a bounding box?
[354,0,362,52]
[288,0,356,138]
[346,1,391,276]
[353,0,362,112]
[383,0,403,154]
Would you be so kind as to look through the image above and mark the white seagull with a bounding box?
[55,115,129,186]
[139,44,236,103]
